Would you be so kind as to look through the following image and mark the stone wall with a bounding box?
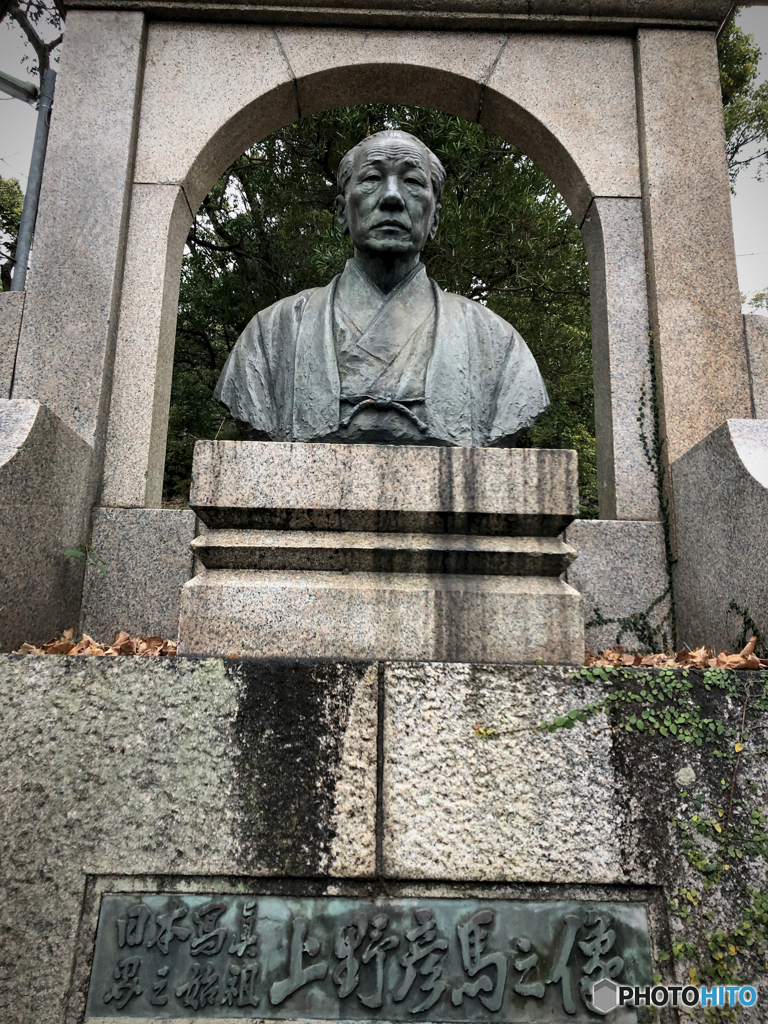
[1,654,765,1022]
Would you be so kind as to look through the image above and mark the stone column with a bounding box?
[10,10,146,454]
[634,28,751,470]
[581,196,659,522]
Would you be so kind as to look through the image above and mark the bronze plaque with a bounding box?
[86,894,651,1020]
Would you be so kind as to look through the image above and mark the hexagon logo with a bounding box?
[590,978,619,1015]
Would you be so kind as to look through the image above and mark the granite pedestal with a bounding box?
[179,442,584,662]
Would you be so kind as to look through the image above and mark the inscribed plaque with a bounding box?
[86,894,651,1020]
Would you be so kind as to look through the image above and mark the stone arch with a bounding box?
[101,22,655,516]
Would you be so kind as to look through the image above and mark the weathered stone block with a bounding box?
[279,27,507,123]
[179,570,584,662]
[672,419,768,650]
[62,0,736,29]
[565,519,670,653]
[481,34,640,221]
[0,400,92,651]
[2,654,766,1023]
[190,441,579,535]
[382,662,623,881]
[134,21,298,210]
[80,507,196,641]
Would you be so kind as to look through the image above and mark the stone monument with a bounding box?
[179,131,581,662]
[4,4,768,1021]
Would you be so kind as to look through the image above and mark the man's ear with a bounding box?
[428,203,441,242]
[336,194,348,235]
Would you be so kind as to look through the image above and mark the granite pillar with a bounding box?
[10,10,146,452]
[100,185,193,509]
[1,13,146,647]
[635,29,751,470]
[581,198,659,521]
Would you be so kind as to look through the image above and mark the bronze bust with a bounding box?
[215,130,549,446]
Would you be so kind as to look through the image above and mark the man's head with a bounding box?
[336,131,445,260]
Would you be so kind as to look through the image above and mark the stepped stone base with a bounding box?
[181,441,583,661]
[179,569,584,662]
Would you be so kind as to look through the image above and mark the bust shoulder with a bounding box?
[253,283,331,328]
[434,285,516,342]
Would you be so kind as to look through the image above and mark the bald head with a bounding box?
[337,131,446,202]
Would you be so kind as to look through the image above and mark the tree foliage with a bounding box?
[718,12,768,185]
[170,105,597,512]
[0,175,24,290]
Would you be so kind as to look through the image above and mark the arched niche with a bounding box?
[101,21,657,520]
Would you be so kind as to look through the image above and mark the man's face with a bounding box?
[337,139,440,258]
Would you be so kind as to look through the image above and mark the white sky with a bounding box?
[2,8,768,300]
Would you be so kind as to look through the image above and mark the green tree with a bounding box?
[0,175,24,291]
[169,105,597,513]
[718,13,768,185]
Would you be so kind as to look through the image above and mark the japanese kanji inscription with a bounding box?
[87,895,652,1021]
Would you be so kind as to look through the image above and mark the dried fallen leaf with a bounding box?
[740,636,757,658]
[585,639,764,671]
[14,630,178,658]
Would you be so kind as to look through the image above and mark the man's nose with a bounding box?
[379,175,406,209]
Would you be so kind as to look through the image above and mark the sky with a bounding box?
[2,9,768,302]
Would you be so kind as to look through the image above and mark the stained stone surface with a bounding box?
[0,654,378,1024]
[565,519,670,653]
[2,654,766,1024]
[382,662,625,882]
[672,419,768,650]
[191,528,576,575]
[190,441,579,535]
[581,198,659,521]
[179,570,584,663]
[80,508,196,641]
[0,291,24,399]
[64,0,736,36]
[0,400,92,651]
[744,312,768,419]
